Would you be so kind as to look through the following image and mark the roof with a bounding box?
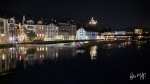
[79,27,100,32]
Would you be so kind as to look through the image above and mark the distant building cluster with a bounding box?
[0,16,149,44]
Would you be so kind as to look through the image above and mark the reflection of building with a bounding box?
[44,23,58,41]
[90,46,97,60]
[0,48,10,73]
[135,29,142,35]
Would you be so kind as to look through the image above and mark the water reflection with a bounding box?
[0,41,148,74]
[0,45,77,73]
[90,45,98,60]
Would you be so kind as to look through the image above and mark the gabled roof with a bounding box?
[79,27,100,32]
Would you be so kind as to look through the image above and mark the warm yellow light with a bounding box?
[1,34,4,36]
[2,54,5,60]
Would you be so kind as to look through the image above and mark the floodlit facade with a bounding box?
[135,29,142,35]
[114,31,126,35]
[44,23,58,41]
[89,17,97,25]
[57,22,76,40]
[76,27,99,40]
[76,28,86,40]
[23,20,36,33]
[36,21,45,40]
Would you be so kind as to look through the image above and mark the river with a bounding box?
[0,41,149,84]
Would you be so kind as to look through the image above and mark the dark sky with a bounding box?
[0,0,150,29]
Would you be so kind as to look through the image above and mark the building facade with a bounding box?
[23,20,36,33]
[76,27,99,40]
[44,23,58,41]
[76,27,86,40]
[0,17,8,34]
[135,29,142,35]
[57,22,76,40]
[36,21,45,40]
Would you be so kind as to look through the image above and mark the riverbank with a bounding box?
[0,44,14,49]
[18,40,97,44]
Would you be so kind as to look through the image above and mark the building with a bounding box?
[76,27,86,40]
[0,17,9,43]
[114,31,126,35]
[23,20,36,33]
[89,17,97,25]
[135,29,142,35]
[57,22,76,40]
[7,17,19,43]
[44,23,58,41]
[36,20,45,40]
[0,17,9,34]
[76,27,99,40]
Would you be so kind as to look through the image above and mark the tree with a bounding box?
[27,31,36,41]
[27,48,36,54]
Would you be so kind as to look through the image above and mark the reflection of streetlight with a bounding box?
[2,54,5,60]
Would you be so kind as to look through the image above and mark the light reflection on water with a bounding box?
[0,41,148,74]
[90,45,98,60]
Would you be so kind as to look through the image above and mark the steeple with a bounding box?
[22,15,25,24]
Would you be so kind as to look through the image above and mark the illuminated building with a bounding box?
[76,27,99,40]
[89,17,97,25]
[114,31,126,35]
[22,15,36,34]
[0,17,9,34]
[36,20,45,41]
[44,23,58,41]
[135,29,142,35]
[57,21,76,40]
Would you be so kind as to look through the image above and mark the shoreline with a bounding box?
[0,39,149,48]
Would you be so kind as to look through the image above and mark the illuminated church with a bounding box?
[89,17,97,25]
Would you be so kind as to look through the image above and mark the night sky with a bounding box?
[0,0,150,29]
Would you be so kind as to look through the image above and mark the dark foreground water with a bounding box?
[0,41,150,84]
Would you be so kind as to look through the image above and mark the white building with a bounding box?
[23,20,36,33]
[114,31,126,35]
[0,17,9,34]
[76,27,86,40]
[76,27,99,40]
[44,23,58,41]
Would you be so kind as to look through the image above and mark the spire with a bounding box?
[22,15,25,24]
[92,17,93,20]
